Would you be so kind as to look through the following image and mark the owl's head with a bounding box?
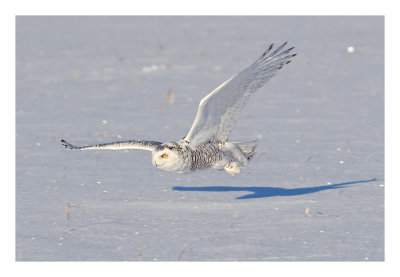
[152,143,185,172]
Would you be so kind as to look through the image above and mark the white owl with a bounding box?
[62,42,296,175]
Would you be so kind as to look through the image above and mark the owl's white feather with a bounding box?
[61,139,162,151]
[61,42,296,175]
[185,42,296,147]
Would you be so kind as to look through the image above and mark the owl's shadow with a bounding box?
[172,178,377,199]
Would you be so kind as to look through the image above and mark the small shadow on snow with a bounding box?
[172,178,377,200]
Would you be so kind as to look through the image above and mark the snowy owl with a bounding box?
[61,42,296,175]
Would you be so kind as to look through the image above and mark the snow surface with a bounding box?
[16,16,384,261]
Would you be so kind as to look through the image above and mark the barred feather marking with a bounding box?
[61,139,162,151]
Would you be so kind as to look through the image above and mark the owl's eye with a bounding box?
[161,153,168,158]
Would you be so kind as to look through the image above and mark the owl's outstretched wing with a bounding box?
[61,139,162,151]
[184,42,296,147]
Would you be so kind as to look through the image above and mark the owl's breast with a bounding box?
[182,141,224,172]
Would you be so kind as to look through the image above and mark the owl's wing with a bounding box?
[184,42,296,147]
[61,139,162,151]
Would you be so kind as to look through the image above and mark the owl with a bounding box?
[62,42,296,175]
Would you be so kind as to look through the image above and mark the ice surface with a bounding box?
[16,16,384,261]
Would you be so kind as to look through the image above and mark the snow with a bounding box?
[347,46,355,53]
[16,16,384,261]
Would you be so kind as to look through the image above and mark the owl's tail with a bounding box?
[234,141,257,161]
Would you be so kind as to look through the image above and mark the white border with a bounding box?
[4,1,398,277]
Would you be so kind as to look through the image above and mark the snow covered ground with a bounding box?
[16,16,384,261]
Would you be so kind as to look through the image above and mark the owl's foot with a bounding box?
[224,162,240,176]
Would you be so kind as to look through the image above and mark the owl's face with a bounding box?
[152,145,184,172]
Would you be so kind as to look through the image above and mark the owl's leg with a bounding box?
[224,162,240,176]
